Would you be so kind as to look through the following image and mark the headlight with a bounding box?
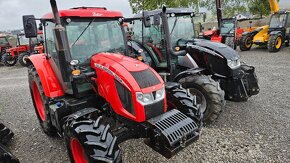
[227,59,241,69]
[136,87,165,105]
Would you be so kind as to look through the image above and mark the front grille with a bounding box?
[144,100,164,119]
[153,109,198,146]
[130,69,160,89]
[115,80,135,115]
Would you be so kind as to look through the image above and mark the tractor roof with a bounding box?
[43,7,123,19]
[134,8,194,18]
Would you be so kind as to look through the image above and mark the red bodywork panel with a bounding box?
[6,45,29,57]
[211,35,222,42]
[43,7,123,19]
[34,45,44,54]
[91,53,165,122]
[28,54,64,98]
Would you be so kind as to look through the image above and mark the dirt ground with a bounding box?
[0,46,289,162]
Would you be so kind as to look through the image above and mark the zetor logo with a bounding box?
[95,63,126,86]
[92,12,103,17]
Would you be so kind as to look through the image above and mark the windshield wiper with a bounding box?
[71,18,95,48]
[170,17,178,35]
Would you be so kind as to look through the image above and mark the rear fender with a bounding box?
[174,68,205,82]
[28,54,64,98]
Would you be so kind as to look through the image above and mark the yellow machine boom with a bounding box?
[269,0,279,13]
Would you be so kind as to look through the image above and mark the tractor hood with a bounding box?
[192,39,240,61]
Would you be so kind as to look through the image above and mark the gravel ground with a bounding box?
[0,47,290,163]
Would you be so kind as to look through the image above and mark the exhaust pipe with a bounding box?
[49,0,72,82]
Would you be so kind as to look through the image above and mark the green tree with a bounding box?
[129,0,199,14]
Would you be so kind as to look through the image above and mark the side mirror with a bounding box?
[153,14,161,26]
[23,15,37,38]
[38,23,43,31]
[203,13,207,22]
[143,11,151,28]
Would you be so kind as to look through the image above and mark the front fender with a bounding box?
[174,68,205,82]
[269,31,282,36]
[28,54,64,98]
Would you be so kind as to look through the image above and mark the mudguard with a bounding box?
[28,54,64,98]
[174,68,205,82]
[269,30,282,36]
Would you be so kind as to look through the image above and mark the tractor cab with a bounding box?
[126,8,196,80]
[24,7,126,97]
[268,11,290,37]
[0,36,11,55]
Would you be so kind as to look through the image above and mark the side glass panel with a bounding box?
[44,21,57,59]
[132,18,167,67]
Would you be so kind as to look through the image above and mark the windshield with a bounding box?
[0,37,8,45]
[220,20,235,34]
[168,15,195,44]
[270,13,287,28]
[66,19,126,64]
[18,35,30,45]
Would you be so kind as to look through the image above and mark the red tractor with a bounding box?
[23,0,202,162]
[2,32,42,67]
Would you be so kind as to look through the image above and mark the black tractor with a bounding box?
[125,7,260,124]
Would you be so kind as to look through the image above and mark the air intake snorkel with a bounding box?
[50,0,72,82]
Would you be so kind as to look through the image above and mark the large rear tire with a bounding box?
[225,37,236,50]
[64,116,122,163]
[166,85,202,127]
[28,66,56,136]
[268,33,283,52]
[2,54,17,66]
[181,75,225,125]
[0,123,14,144]
[18,52,30,67]
[239,34,252,51]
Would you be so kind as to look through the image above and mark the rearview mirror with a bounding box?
[153,14,160,26]
[143,11,151,28]
[23,15,37,38]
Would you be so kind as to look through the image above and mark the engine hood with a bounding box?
[192,39,240,61]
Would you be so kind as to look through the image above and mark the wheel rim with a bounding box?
[32,81,46,121]
[22,55,29,64]
[275,37,282,49]
[245,37,252,48]
[70,138,87,163]
[188,88,207,113]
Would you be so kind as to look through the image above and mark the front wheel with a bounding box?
[2,54,17,66]
[64,116,122,163]
[181,75,225,125]
[166,84,202,127]
[268,33,283,52]
[239,34,252,51]
[18,52,30,67]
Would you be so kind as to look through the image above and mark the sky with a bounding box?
[0,0,289,31]
[0,0,132,31]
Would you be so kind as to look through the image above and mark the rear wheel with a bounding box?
[28,66,56,136]
[18,52,30,67]
[239,34,252,51]
[268,33,283,52]
[181,75,225,125]
[225,37,236,49]
[166,85,202,127]
[64,116,122,163]
[2,53,17,66]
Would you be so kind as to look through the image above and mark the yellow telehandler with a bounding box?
[240,0,290,52]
